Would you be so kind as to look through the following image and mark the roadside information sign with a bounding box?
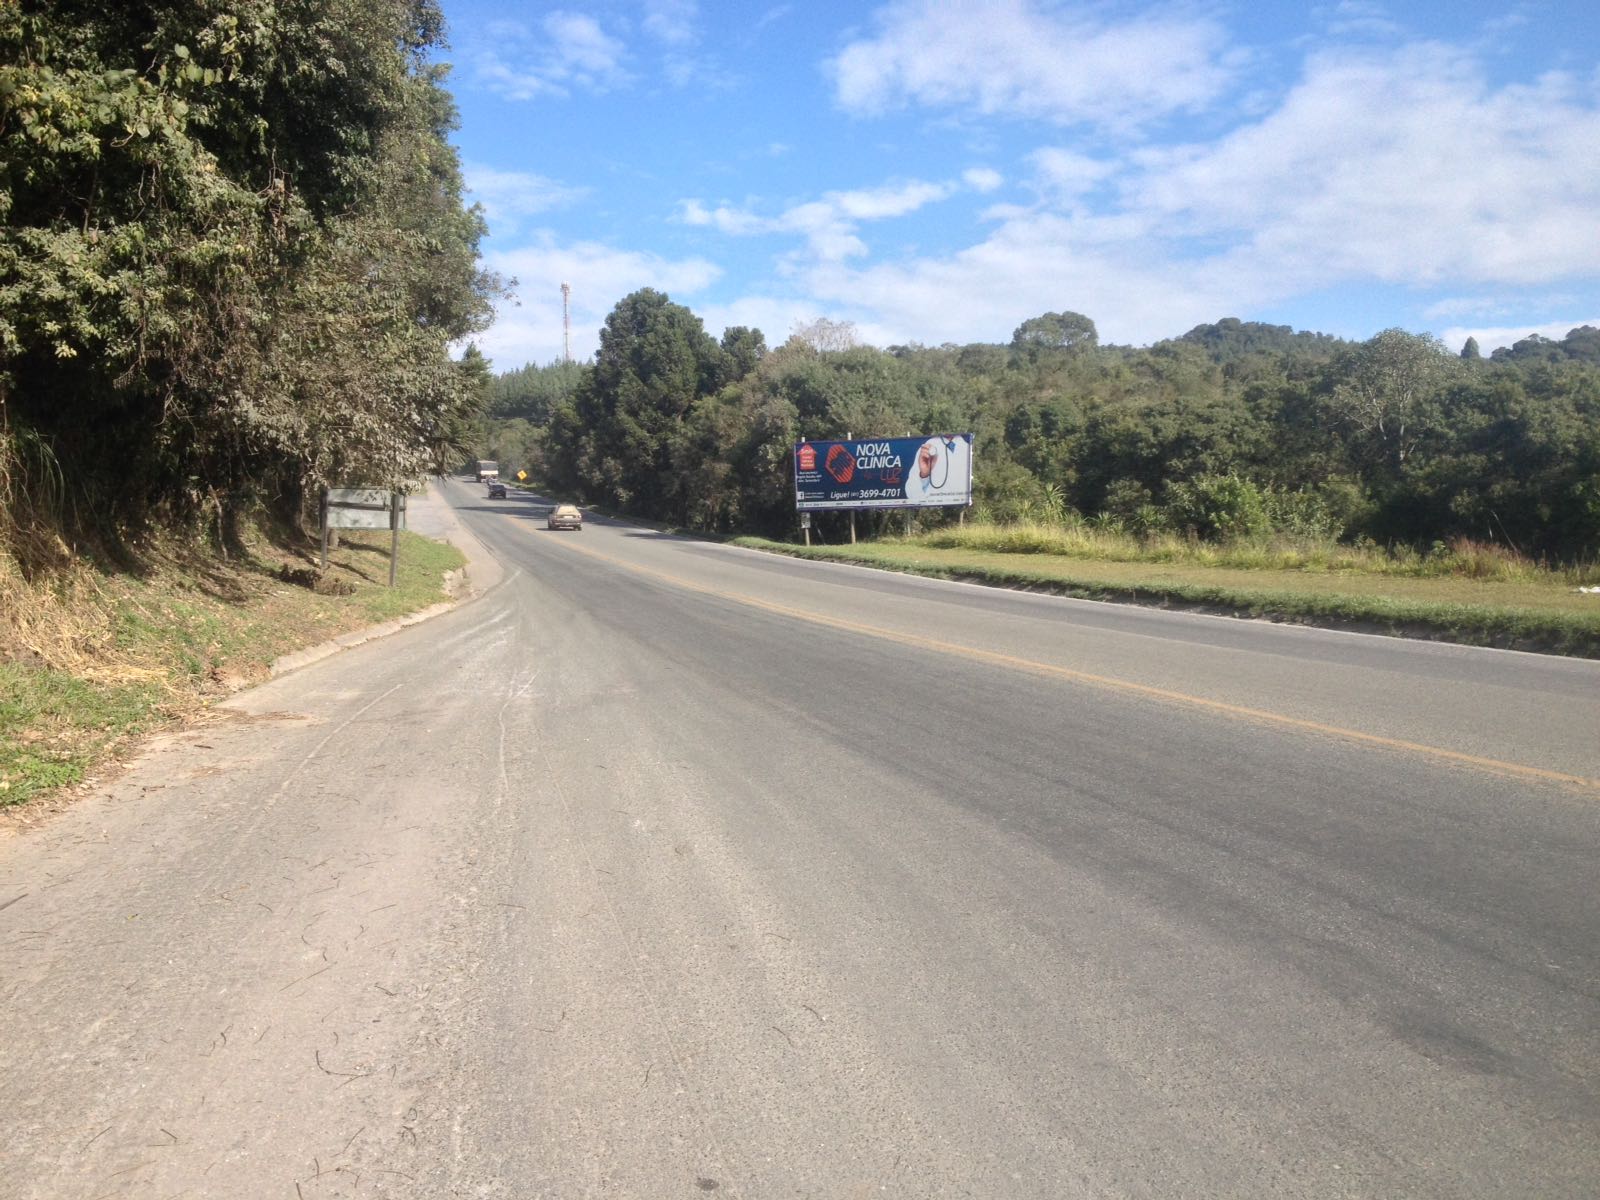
[320,488,407,585]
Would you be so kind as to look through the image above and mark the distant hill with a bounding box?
[1489,326,1600,365]
[1170,318,1350,364]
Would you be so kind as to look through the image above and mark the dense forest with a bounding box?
[480,292,1600,562]
[1,0,495,560]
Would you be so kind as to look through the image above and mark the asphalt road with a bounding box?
[3,477,1598,1198]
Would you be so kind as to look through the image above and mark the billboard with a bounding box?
[794,434,974,511]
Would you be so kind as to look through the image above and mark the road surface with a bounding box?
[3,477,1598,1198]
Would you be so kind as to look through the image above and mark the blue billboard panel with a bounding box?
[794,434,974,511]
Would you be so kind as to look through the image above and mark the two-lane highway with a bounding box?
[3,476,1597,1198]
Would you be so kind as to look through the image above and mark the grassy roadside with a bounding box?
[731,535,1600,657]
[1,527,464,809]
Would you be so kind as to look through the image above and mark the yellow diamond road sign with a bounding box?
[517,470,527,481]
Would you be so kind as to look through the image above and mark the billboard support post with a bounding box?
[849,512,856,544]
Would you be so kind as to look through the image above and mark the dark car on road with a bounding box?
[487,481,507,499]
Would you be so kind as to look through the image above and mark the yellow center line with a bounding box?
[538,527,1600,793]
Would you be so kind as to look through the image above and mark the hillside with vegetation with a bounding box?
[2,1,492,803]
[482,292,1600,568]
[2,0,494,559]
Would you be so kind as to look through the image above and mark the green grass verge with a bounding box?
[0,667,167,805]
[732,537,1600,657]
[1,528,464,807]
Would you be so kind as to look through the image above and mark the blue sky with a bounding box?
[440,0,1600,369]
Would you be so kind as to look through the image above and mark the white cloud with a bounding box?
[546,12,627,74]
[962,167,1004,193]
[1440,317,1600,356]
[680,199,771,237]
[978,202,1032,222]
[1422,295,1517,321]
[692,295,833,346]
[474,12,628,100]
[467,25,1600,366]
[476,236,722,367]
[753,6,792,33]
[679,172,1003,265]
[794,211,1236,348]
[782,40,1600,349]
[830,0,1236,129]
[833,180,954,220]
[1126,45,1600,288]
[463,164,587,236]
[680,180,953,262]
[1028,148,1115,200]
[643,0,698,46]
[1314,1,1405,40]
[640,0,720,88]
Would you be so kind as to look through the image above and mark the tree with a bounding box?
[1461,336,1481,360]
[1010,311,1098,359]
[486,359,582,423]
[1326,329,1453,472]
[557,288,723,516]
[1561,326,1600,364]
[715,325,767,389]
[1176,318,1346,366]
[0,0,496,549]
[790,316,859,353]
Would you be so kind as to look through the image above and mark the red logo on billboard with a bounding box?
[797,444,816,471]
[825,444,855,483]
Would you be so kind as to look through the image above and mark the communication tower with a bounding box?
[560,282,572,363]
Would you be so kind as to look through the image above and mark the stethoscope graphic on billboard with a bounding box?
[932,436,958,488]
[918,435,959,489]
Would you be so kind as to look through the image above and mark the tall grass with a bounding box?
[911,521,1599,585]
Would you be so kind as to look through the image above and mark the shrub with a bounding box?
[1164,473,1270,541]
[1422,538,1541,582]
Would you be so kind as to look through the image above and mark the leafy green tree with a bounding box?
[1175,318,1347,367]
[0,0,495,550]
[717,326,767,388]
[1326,329,1453,473]
[1010,311,1098,360]
[1491,333,1561,364]
[1561,326,1600,365]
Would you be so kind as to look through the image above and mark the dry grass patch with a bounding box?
[1,523,463,807]
[733,532,1600,657]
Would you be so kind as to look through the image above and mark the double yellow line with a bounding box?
[543,531,1600,793]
